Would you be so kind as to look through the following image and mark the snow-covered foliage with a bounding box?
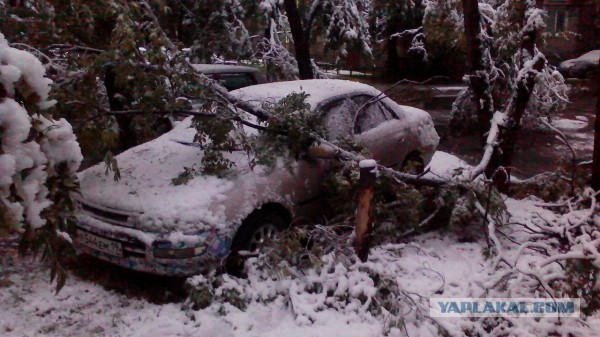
[422,0,464,54]
[183,0,252,63]
[183,187,600,336]
[371,0,424,44]
[320,0,374,59]
[256,0,374,79]
[256,0,300,81]
[475,189,600,335]
[0,32,82,231]
[186,226,446,336]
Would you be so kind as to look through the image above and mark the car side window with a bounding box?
[352,95,393,134]
[321,98,358,140]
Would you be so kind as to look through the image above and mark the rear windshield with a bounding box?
[208,73,256,91]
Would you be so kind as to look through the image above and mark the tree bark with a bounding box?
[462,0,493,136]
[355,163,376,262]
[283,0,314,79]
[104,67,137,151]
[8,0,23,7]
[485,29,544,193]
[385,36,400,79]
[591,58,600,190]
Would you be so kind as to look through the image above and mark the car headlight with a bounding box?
[153,241,206,259]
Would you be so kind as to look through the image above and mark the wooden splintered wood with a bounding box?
[355,162,376,262]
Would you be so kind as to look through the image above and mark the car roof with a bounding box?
[230,79,381,110]
[191,64,262,75]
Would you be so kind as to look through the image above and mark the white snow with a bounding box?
[2,151,599,336]
[0,230,488,337]
[0,33,82,230]
[552,118,588,131]
[424,151,470,180]
[0,33,55,108]
[359,159,377,168]
[230,79,382,111]
[78,118,242,232]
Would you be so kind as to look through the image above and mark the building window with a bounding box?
[555,11,568,32]
[546,10,569,33]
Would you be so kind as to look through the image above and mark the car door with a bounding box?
[352,95,412,168]
[289,97,359,220]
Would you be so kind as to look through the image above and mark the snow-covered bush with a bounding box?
[0,31,82,290]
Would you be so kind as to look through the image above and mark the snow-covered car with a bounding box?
[558,50,599,78]
[73,80,439,276]
[191,64,267,91]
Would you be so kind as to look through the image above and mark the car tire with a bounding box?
[400,151,424,174]
[230,206,290,254]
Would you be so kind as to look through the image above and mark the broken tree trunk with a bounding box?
[485,27,544,193]
[355,160,376,262]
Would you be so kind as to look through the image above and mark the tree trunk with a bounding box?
[104,68,137,151]
[385,36,400,79]
[591,58,600,190]
[462,0,493,136]
[283,0,314,79]
[486,29,544,193]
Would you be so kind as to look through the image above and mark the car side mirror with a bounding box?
[307,143,338,159]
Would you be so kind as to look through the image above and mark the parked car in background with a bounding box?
[558,50,599,78]
[192,64,267,91]
[73,80,439,276]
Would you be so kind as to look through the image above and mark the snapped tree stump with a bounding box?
[355,160,377,262]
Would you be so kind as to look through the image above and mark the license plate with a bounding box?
[77,230,123,257]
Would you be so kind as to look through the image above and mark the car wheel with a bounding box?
[400,151,424,174]
[230,207,290,253]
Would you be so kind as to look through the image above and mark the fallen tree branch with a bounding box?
[43,44,105,54]
[134,0,447,188]
[79,108,269,132]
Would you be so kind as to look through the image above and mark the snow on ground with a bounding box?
[569,132,595,152]
[552,118,588,131]
[1,151,598,336]
[1,232,488,337]
[424,151,470,180]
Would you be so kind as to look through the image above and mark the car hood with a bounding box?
[78,117,285,235]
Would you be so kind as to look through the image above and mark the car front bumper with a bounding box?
[73,214,231,276]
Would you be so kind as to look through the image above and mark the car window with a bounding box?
[208,73,255,91]
[352,95,393,134]
[321,98,358,140]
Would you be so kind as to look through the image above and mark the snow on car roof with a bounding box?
[575,50,600,62]
[230,79,381,110]
[560,50,600,67]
